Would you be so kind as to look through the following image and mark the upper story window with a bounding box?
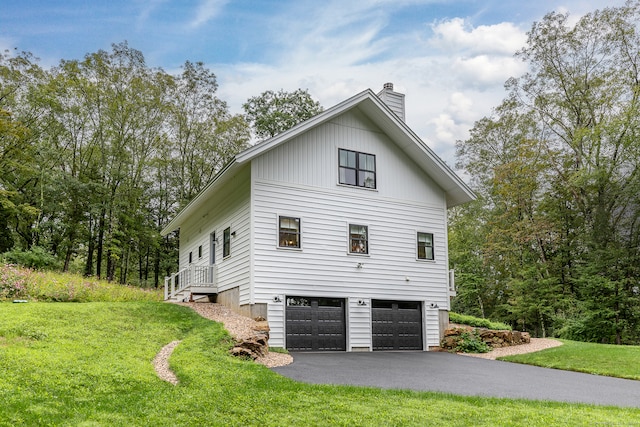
[339,149,376,189]
[279,216,301,248]
[349,224,368,254]
[223,227,231,258]
[417,232,434,260]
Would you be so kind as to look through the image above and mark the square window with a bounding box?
[223,227,231,258]
[349,224,368,254]
[279,216,300,248]
[339,149,376,189]
[417,232,434,260]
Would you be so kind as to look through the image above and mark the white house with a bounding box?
[161,83,475,351]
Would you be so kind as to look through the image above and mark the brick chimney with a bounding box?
[377,82,405,122]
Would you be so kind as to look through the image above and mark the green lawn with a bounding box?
[501,339,640,380]
[0,302,638,426]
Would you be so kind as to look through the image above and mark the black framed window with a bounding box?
[279,216,301,248]
[198,245,202,258]
[417,232,434,260]
[188,251,193,263]
[223,227,231,258]
[349,224,368,254]
[339,149,376,189]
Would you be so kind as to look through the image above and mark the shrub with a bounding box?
[0,264,30,300]
[2,247,61,270]
[450,312,511,330]
[454,330,491,353]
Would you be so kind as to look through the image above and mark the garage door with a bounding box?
[372,300,423,350]
[285,297,346,351]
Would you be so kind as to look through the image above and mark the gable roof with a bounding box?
[161,89,475,236]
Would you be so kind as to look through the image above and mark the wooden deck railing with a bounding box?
[164,265,217,300]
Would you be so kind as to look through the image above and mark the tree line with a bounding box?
[450,2,640,344]
[0,41,321,287]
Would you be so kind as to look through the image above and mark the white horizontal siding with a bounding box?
[251,180,449,307]
[348,298,372,350]
[180,165,252,304]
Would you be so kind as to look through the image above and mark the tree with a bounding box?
[0,43,251,287]
[242,88,323,139]
[453,2,640,343]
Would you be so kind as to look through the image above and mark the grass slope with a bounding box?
[501,339,640,380]
[0,302,638,426]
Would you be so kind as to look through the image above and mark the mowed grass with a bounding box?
[501,339,640,380]
[0,303,639,426]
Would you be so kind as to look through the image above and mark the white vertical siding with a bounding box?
[425,307,441,348]
[179,165,252,304]
[267,299,285,348]
[251,109,443,204]
[348,298,372,350]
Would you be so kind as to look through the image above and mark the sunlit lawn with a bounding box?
[501,339,640,380]
[0,302,639,426]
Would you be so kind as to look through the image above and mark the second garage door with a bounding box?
[372,300,423,350]
[285,297,346,351]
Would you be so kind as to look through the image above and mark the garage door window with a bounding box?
[286,297,310,306]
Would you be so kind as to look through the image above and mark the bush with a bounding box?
[454,330,491,353]
[450,312,511,330]
[2,247,61,270]
[0,264,30,300]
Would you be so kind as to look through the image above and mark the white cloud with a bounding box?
[453,54,527,87]
[431,18,526,55]
[188,0,227,30]
[213,5,535,168]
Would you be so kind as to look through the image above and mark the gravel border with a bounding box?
[459,338,563,359]
[153,340,181,385]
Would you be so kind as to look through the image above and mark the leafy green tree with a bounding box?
[242,88,323,139]
[453,2,640,343]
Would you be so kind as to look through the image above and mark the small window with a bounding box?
[188,251,193,263]
[339,149,376,189]
[223,227,231,258]
[287,296,311,307]
[198,245,202,258]
[417,232,434,260]
[279,216,301,248]
[349,224,368,254]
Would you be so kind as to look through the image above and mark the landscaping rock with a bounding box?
[230,331,270,360]
[441,326,531,351]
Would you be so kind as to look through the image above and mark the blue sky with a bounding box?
[0,0,625,165]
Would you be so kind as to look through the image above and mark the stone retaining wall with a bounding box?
[441,325,531,351]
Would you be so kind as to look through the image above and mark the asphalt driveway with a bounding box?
[272,352,640,408]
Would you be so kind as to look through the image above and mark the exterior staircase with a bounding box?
[164,265,217,302]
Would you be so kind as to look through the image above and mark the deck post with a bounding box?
[164,276,169,300]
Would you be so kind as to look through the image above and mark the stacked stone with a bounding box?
[230,319,270,360]
[440,325,531,351]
